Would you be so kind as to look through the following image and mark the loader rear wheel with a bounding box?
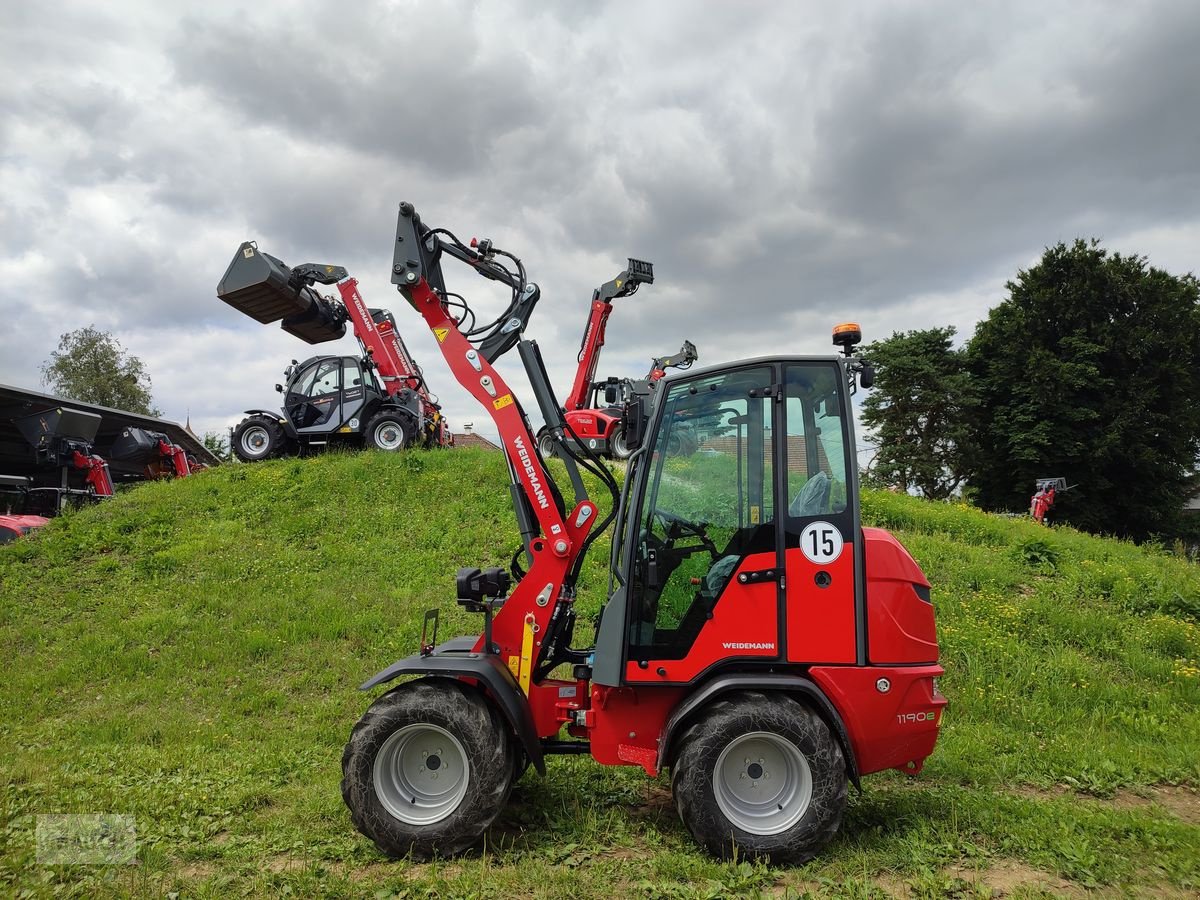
[671,692,846,864]
[341,679,514,859]
[365,411,416,452]
[232,416,285,462]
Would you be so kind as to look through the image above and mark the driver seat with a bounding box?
[789,471,831,517]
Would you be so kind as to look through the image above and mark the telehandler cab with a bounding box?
[341,203,945,863]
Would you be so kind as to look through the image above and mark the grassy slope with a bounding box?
[1,450,1197,898]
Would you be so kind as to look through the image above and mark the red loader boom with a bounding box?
[340,202,945,865]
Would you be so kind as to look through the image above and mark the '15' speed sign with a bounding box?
[799,521,843,564]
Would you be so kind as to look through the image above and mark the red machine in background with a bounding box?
[217,244,450,459]
[339,202,945,865]
[538,260,697,460]
[110,427,207,479]
[13,408,114,516]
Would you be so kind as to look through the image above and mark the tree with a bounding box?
[967,240,1200,540]
[40,326,161,416]
[202,431,231,462]
[860,327,976,500]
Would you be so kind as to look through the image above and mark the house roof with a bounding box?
[452,432,500,451]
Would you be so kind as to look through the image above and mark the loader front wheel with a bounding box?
[232,416,285,462]
[671,692,846,864]
[341,679,514,859]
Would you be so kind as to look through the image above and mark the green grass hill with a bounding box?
[2,450,1198,898]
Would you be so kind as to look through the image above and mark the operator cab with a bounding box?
[596,357,859,684]
[282,355,380,433]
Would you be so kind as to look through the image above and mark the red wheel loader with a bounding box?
[217,244,450,461]
[13,407,114,517]
[340,203,945,863]
[539,260,699,461]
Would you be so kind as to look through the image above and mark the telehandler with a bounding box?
[217,243,450,460]
[341,203,945,863]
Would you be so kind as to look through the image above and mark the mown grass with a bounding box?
[1,451,1198,898]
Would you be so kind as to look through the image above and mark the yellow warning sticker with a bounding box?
[615,279,623,289]
[493,394,514,410]
[507,656,519,677]
[750,505,760,524]
[434,327,450,343]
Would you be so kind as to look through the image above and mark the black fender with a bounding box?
[360,646,545,775]
[656,672,861,789]
[240,409,298,440]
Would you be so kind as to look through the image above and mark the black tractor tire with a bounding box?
[671,691,847,864]
[365,411,417,452]
[341,678,515,859]
[608,425,632,460]
[536,427,558,460]
[232,416,286,462]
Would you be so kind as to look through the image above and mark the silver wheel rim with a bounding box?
[373,724,470,825]
[374,421,407,450]
[713,731,812,835]
[240,426,269,457]
[611,428,629,458]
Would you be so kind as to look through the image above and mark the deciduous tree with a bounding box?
[40,326,160,416]
[860,327,976,500]
[967,240,1200,540]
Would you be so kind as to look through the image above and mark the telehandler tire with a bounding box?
[365,411,416,452]
[232,416,285,462]
[609,426,632,460]
[536,427,558,460]
[671,691,847,864]
[341,678,514,859]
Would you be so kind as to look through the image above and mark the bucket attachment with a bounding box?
[109,426,163,462]
[281,294,347,344]
[15,407,101,452]
[217,242,313,324]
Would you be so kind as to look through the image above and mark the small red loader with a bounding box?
[539,260,698,461]
[340,203,945,863]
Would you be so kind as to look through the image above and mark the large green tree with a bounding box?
[860,327,976,500]
[967,240,1200,540]
[40,326,161,416]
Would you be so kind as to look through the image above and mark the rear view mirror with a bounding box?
[605,385,618,404]
[860,362,875,389]
[623,394,649,453]
[275,383,283,393]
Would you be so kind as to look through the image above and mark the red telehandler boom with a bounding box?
[218,245,451,459]
[539,261,698,460]
[340,203,945,864]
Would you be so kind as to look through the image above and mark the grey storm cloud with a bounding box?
[2,0,1198,442]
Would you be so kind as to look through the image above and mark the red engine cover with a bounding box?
[863,527,938,664]
[0,514,50,543]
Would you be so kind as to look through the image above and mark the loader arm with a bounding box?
[391,202,601,662]
[647,339,698,381]
[564,259,655,411]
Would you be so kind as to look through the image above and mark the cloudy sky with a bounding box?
[2,1,1198,445]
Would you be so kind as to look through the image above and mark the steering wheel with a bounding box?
[654,508,719,558]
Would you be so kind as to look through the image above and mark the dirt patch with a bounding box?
[174,860,217,880]
[958,859,1085,898]
[1014,783,1200,826]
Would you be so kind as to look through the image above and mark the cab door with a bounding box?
[781,363,859,664]
[623,365,782,685]
[285,358,341,431]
